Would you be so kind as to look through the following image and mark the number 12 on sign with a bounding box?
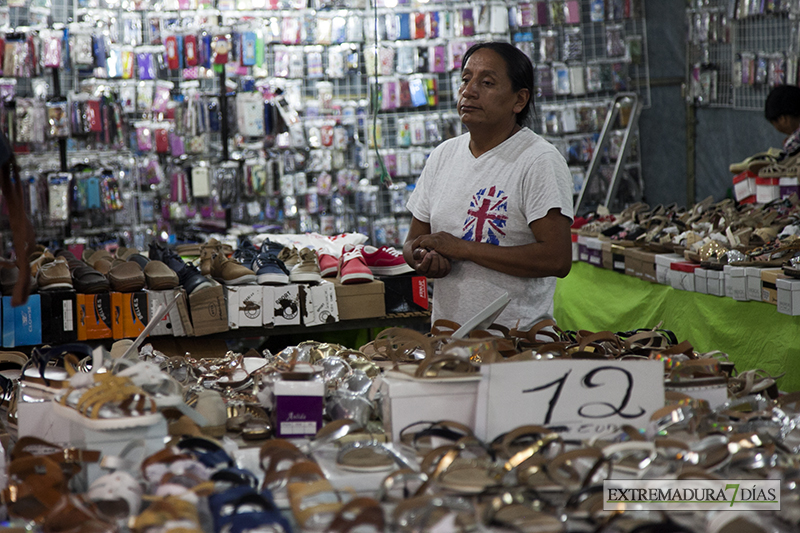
[474,360,664,441]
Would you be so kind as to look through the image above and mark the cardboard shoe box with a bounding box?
[761,268,786,305]
[637,250,657,283]
[77,293,113,341]
[188,282,229,335]
[746,267,764,301]
[147,289,190,337]
[624,248,642,278]
[40,291,77,344]
[379,274,429,314]
[333,279,385,321]
[669,262,698,291]
[778,277,800,315]
[655,253,684,285]
[300,282,339,327]
[724,265,748,301]
[272,284,301,326]
[2,295,42,347]
[225,285,272,330]
[111,292,149,339]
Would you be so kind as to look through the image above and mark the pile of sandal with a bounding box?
[0,319,795,532]
[573,195,800,277]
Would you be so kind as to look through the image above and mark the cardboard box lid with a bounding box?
[381,375,480,398]
[654,253,684,267]
[585,237,603,250]
[780,177,800,186]
[776,278,800,291]
[670,261,699,273]
[732,171,757,183]
[745,266,765,277]
[761,268,786,284]
[755,177,780,185]
[333,279,385,297]
[724,265,746,277]
[637,250,657,262]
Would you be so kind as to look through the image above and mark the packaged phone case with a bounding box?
[165,35,180,69]
[41,29,62,68]
[47,100,70,138]
[48,173,72,222]
[192,164,211,197]
[155,125,169,153]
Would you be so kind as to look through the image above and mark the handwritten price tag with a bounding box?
[474,359,664,441]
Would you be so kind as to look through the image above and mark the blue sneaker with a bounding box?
[252,250,290,285]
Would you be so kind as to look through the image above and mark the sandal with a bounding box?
[53,372,162,430]
[21,343,93,392]
[286,461,343,531]
[336,440,399,473]
[328,497,384,533]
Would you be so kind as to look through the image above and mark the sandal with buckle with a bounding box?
[286,461,343,531]
[328,497,384,533]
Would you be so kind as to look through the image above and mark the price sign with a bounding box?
[474,359,663,441]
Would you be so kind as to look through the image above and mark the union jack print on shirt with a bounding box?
[462,186,509,245]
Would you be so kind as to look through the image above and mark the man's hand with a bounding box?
[411,247,451,278]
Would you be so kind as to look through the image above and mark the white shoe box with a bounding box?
[777,277,800,315]
[271,284,301,326]
[706,269,725,296]
[655,253,684,285]
[299,282,339,327]
[746,267,764,301]
[724,265,748,301]
[379,376,479,443]
[694,268,709,294]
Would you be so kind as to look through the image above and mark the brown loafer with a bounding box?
[144,260,179,290]
[38,258,73,291]
[108,262,145,293]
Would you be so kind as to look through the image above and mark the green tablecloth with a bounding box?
[554,261,800,392]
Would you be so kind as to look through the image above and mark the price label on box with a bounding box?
[475,360,663,441]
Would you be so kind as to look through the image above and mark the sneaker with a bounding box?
[233,239,260,269]
[252,247,290,285]
[150,242,212,295]
[278,246,300,271]
[338,244,374,284]
[289,247,321,283]
[361,245,413,276]
[318,250,339,278]
[210,252,256,286]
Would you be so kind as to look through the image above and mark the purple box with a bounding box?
[780,186,800,199]
[273,379,324,438]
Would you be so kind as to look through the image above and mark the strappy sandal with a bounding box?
[328,497,385,533]
[399,420,474,454]
[53,372,162,430]
[21,343,93,392]
[11,436,102,480]
[388,354,479,381]
[286,461,343,531]
[259,439,307,491]
[392,493,476,532]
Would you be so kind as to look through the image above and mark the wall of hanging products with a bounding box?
[0,0,649,256]
[686,0,800,110]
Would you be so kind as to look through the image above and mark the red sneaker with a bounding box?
[339,244,374,284]
[317,249,339,278]
[361,245,414,276]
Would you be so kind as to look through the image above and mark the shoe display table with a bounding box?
[554,261,799,392]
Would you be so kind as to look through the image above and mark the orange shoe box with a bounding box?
[111,292,149,339]
[77,293,113,340]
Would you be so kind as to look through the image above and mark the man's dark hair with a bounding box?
[462,42,535,127]
[765,85,800,121]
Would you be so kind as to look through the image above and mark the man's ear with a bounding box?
[514,89,530,115]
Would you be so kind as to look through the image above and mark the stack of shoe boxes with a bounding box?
[2,291,78,347]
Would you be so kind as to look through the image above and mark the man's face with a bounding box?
[771,115,796,135]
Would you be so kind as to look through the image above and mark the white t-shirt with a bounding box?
[407,128,574,330]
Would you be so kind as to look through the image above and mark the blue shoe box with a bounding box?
[2,295,42,347]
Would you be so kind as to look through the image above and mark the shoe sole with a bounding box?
[215,274,257,285]
[368,264,414,276]
[52,399,163,430]
[320,266,338,277]
[110,280,146,292]
[341,272,374,284]
[38,282,73,290]
[145,276,179,290]
[257,272,289,285]
[290,272,322,283]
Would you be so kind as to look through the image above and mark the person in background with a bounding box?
[403,42,573,331]
[0,132,35,306]
[765,84,800,160]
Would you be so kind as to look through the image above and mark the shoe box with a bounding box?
[1,291,78,347]
[271,284,302,326]
[110,292,149,339]
[225,285,275,329]
[272,376,324,439]
[733,171,758,203]
[723,265,748,301]
[187,282,229,335]
[669,262,699,291]
[299,281,339,327]
[77,293,113,340]
[147,289,191,337]
[379,375,479,442]
[624,247,657,281]
[377,274,429,314]
[761,268,786,305]
[777,277,800,315]
[333,279,385,321]
[601,242,627,273]
[654,253,684,284]
[576,235,602,266]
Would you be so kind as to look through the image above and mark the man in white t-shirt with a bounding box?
[404,42,573,331]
